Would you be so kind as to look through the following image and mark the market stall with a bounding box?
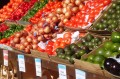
[0,0,120,79]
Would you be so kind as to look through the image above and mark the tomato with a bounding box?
[56,38,63,43]
[103,0,111,6]
[0,38,8,43]
[60,42,66,48]
[37,47,45,52]
[64,37,71,44]
[47,41,54,47]
[63,32,71,38]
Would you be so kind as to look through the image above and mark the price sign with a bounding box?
[35,58,42,77]
[3,50,8,66]
[75,69,86,79]
[58,64,67,79]
[18,55,26,72]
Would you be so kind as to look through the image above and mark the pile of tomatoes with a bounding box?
[9,0,37,21]
[38,32,85,55]
[0,0,23,22]
[65,0,111,28]
[29,1,62,24]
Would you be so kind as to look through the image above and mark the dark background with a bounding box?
[0,0,10,9]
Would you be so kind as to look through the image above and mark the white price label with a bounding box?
[75,69,86,79]
[3,50,8,66]
[35,58,42,77]
[58,64,67,79]
[18,55,26,72]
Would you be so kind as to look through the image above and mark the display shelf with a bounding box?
[0,48,117,79]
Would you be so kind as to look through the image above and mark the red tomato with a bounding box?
[47,41,54,47]
[60,42,66,48]
[56,38,63,43]
[64,37,71,44]
[63,32,71,38]
[103,0,111,6]
[0,38,8,43]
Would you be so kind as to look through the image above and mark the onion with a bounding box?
[20,37,27,43]
[21,30,28,36]
[63,18,68,23]
[38,28,44,35]
[72,7,79,13]
[66,5,73,11]
[41,18,45,21]
[25,48,30,54]
[26,36,32,43]
[27,45,33,49]
[58,27,64,33]
[71,0,75,3]
[52,33,57,38]
[64,0,71,4]
[58,22,63,27]
[38,21,43,27]
[45,17,51,23]
[44,26,51,33]
[37,36,43,42]
[62,3,67,7]
[62,8,67,14]
[52,16,58,22]
[44,34,49,39]
[15,32,22,38]
[68,3,74,7]
[56,8,62,14]
[32,44,38,49]
[10,40,15,47]
[60,14,65,20]
[15,44,20,48]
[19,44,25,50]
[24,42,29,47]
[48,13,55,17]
[79,3,84,10]
[75,0,81,6]
[13,37,20,44]
[32,39,38,44]
[65,11,71,18]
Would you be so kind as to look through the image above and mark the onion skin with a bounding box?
[44,26,51,34]
[13,37,20,44]
[19,44,25,50]
[32,39,38,44]
[56,8,62,14]
[75,0,81,6]
[37,36,43,42]
[15,32,22,38]
[26,36,32,43]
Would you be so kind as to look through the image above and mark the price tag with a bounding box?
[58,64,67,79]
[3,50,8,66]
[75,69,86,79]
[35,58,42,77]
[18,55,26,72]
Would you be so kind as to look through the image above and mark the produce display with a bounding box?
[91,1,120,31]
[85,32,120,67]
[0,24,24,44]
[0,0,23,22]
[1,0,120,78]
[9,0,37,21]
[22,0,48,21]
[56,33,106,63]
[65,0,111,29]
[0,23,9,32]
[29,1,62,24]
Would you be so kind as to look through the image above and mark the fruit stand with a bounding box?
[0,0,120,79]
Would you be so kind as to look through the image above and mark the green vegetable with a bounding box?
[22,0,48,21]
